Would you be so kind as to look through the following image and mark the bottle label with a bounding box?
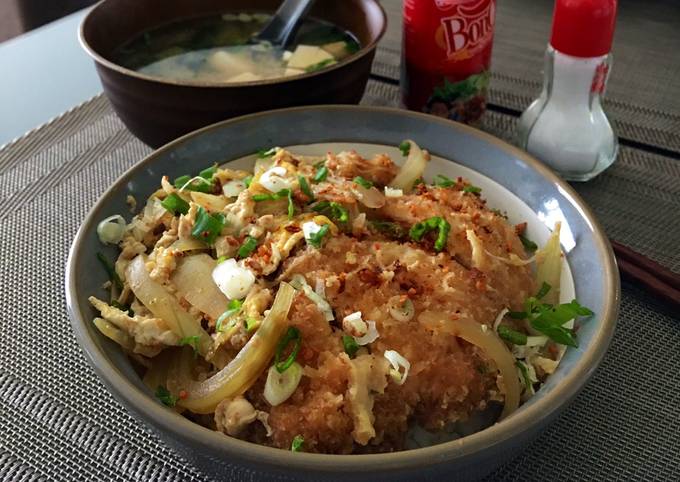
[590,62,609,94]
[438,0,496,60]
[402,0,496,124]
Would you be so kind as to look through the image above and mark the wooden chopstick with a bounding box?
[610,239,680,309]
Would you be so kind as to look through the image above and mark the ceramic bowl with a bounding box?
[66,106,619,481]
[79,0,387,148]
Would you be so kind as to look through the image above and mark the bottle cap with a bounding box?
[550,0,617,58]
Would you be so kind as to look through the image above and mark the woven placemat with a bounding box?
[0,90,678,482]
[375,0,680,153]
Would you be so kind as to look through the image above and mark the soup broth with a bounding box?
[112,13,360,83]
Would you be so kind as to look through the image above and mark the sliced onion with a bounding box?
[260,166,292,192]
[388,296,415,322]
[172,254,229,320]
[290,274,334,321]
[178,282,295,414]
[97,214,126,245]
[389,140,428,192]
[263,361,303,406]
[343,311,368,337]
[450,317,520,420]
[466,229,487,269]
[384,349,410,385]
[526,335,549,347]
[126,255,211,356]
[486,250,535,266]
[222,179,247,197]
[354,320,379,346]
[93,317,134,350]
[212,258,256,300]
[493,308,509,331]
[535,222,562,305]
[190,192,227,212]
[384,186,403,198]
[170,237,207,252]
[353,184,385,209]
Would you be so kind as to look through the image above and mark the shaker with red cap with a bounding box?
[518,0,618,181]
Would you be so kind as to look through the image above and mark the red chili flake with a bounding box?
[201,231,210,238]
[451,203,463,212]
[548,344,559,356]
[285,225,301,233]
[179,390,188,400]
[226,236,239,247]
[358,268,381,286]
[373,242,381,250]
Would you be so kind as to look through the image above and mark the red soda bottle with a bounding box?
[402,0,496,124]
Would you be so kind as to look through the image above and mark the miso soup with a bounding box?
[112,13,360,83]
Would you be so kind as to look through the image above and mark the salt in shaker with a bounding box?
[518,0,618,181]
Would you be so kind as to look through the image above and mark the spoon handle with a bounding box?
[254,0,316,47]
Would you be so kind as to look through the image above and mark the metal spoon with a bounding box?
[252,0,316,48]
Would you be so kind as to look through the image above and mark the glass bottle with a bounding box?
[518,0,618,181]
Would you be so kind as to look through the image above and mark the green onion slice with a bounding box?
[191,207,224,245]
[312,201,349,223]
[155,386,178,407]
[342,335,359,358]
[497,325,528,345]
[313,165,328,183]
[238,236,258,258]
[399,140,411,156]
[291,435,304,452]
[409,216,451,252]
[274,327,302,373]
[298,175,314,201]
[353,176,374,189]
[463,185,482,194]
[161,193,189,215]
[96,252,123,290]
[179,335,201,357]
[520,234,538,253]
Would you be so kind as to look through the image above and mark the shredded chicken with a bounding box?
[347,354,390,445]
[88,296,178,355]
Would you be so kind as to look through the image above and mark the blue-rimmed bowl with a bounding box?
[66,106,619,481]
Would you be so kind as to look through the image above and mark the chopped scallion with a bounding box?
[238,236,258,258]
[434,174,456,187]
[298,175,314,201]
[313,165,328,183]
[161,193,189,215]
[243,175,253,188]
[291,435,304,452]
[353,176,374,189]
[178,335,201,357]
[409,216,451,252]
[370,220,406,239]
[307,224,329,248]
[497,325,528,345]
[520,234,538,253]
[274,327,302,373]
[191,207,224,245]
[342,335,359,358]
[216,299,244,332]
[96,252,123,290]
[463,185,482,194]
[155,386,178,407]
[199,164,217,180]
[312,200,349,223]
[399,140,411,156]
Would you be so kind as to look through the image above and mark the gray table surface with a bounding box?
[0,1,679,481]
